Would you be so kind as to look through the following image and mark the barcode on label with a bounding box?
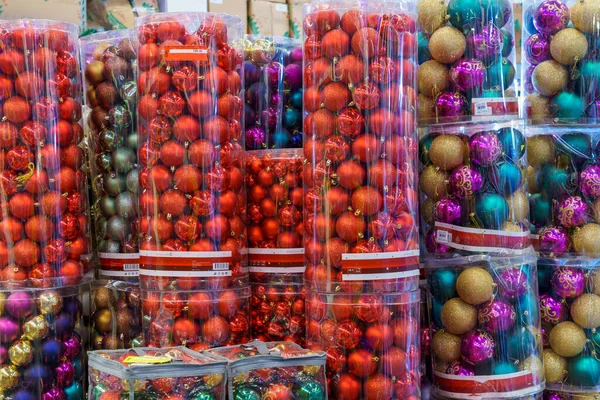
[123,264,139,271]
[437,230,451,243]
[475,102,490,115]
[212,262,229,271]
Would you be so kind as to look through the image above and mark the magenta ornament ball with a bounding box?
[42,388,65,400]
[446,360,475,376]
[449,165,483,198]
[6,291,33,319]
[533,0,570,35]
[538,226,570,258]
[478,299,516,332]
[579,164,600,198]
[284,63,302,90]
[556,196,589,228]
[434,198,462,224]
[525,34,552,65]
[551,267,586,298]
[498,268,529,299]
[425,229,453,255]
[467,24,504,60]
[461,329,495,364]
[450,59,485,91]
[468,131,503,166]
[0,317,20,343]
[539,293,568,325]
[434,92,468,122]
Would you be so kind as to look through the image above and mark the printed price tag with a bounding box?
[163,45,209,62]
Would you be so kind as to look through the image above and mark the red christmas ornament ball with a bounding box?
[4,96,31,123]
[202,315,230,345]
[334,374,361,400]
[336,160,366,189]
[352,134,381,163]
[159,140,185,167]
[341,9,366,36]
[322,82,351,112]
[335,211,366,242]
[364,374,394,400]
[321,29,350,59]
[351,186,382,216]
[348,348,378,378]
[351,27,379,58]
[159,190,188,216]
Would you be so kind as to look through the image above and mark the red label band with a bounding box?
[434,371,540,397]
[139,250,231,272]
[163,45,209,62]
[98,253,140,272]
[248,252,305,265]
[340,250,419,280]
[471,98,519,117]
[434,222,531,253]
[530,234,540,252]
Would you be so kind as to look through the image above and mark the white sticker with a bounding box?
[436,230,450,244]
[210,0,223,3]
[474,102,491,115]
[276,3,288,12]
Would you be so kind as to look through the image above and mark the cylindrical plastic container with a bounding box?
[306,289,421,399]
[419,121,531,257]
[522,0,600,124]
[141,286,251,349]
[90,280,143,350]
[88,347,227,400]
[244,36,303,150]
[426,254,544,399]
[246,149,305,275]
[0,283,86,399]
[0,20,93,288]
[209,340,327,399]
[80,30,140,280]
[416,0,518,124]
[302,0,420,291]
[135,13,247,289]
[526,126,600,259]
[537,259,600,395]
[420,278,432,389]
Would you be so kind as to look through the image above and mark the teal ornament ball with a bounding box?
[91,383,109,400]
[491,161,522,195]
[234,387,261,400]
[271,129,292,149]
[493,362,518,375]
[191,391,216,400]
[501,28,514,57]
[73,357,84,380]
[539,166,568,196]
[529,193,551,227]
[428,269,458,301]
[559,132,592,161]
[551,92,585,121]
[448,0,482,30]
[482,89,504,98]
[581,61,600,79]
[283,107,301,129]
[475,193,509,229]
[64,382,84,400]
[482,0,512,28]
[506,327,535,360]
[419,134,435,165]
[591,329,600,350]
[518,290,540,326]
[294,377,325,400]
[485,58,515,90]
[291,90,302,109]
[418,32,431,64]
[496,127,525,161]
[567,353,600,386]
[431,297,444,328]
[537,264,553,293]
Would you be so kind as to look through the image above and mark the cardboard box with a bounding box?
[208,0,247,27]
[248,0,289,36]
[0,0,86,30]
[158,0,207,12]
[287,0,309,38]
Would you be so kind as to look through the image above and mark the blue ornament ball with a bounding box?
[283,107,301,129]
[64,382,84,400]
[23,364,51,383]
[291,90,303,109]
[496,127,525,161]
[517,290,540,326]
[271,129,292,149]
[493,362,519,375]
[481,0,512,28]
[506,328,535,360]
[291,133,302,148]
[529,193,551,227]
[448,0,482,30]
[501,29,514,57]
[475,193,509,229]
[492,161,522,195]
[431,297,444,328]
[523,6,538,34]
[428,269,458,301]
[54,313,75,340]
[551,93,585,121]
[41,339,62,366]
[539,166,568,196]
[559,132,592,161]
[418,32,431,64]
[13,391,35,400]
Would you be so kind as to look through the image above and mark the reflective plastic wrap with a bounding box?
[302,0,420,291]
[141,286,250,349]
[416,0,518,124]
[135,13,247,289]
[0,283,86,399]
[243,36,303,150]
[208,340,327,399]
[88,346,227,400]
[522,0,600,124]
[0,20,93,288]
[425,254,544,399]
[80,30,140,280]
[419,121,532,257]
[90,280,143,350]
[306,289,421,399]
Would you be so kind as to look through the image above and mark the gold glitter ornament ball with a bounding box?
[543,349,567,383]
[507,191,529,223]
[429,134,464,171]
[441,297,477,335]
[418,94,436,123]
[94,287,115,309]
[532,60,569,97]
[549,321,587,357]
[456,267,495,305]
[589,269,600,295]
[571,0,600,34]
[520,355,544,380]
[429,26,466,64]
[417,0,448,34]
[526,135,555,168]
[526,93,552,123]
[432,329,462,363]
[419,165,448,200]
[94,308,113,334]
[501,221,523,233]
[592,198,600,222]
[422,197,435,225]
[573,223,600,256]
[550,28,589,66]
[527,166,540,193]
[418,60,449,97]
[570,293,600,329]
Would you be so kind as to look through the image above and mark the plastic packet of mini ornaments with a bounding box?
[208,340,327,400]
[522,0,600,124]
[419,120,533,257]
[90,280,143,351]
[79,30,141,280]
[426,254,545,399]
[536,258,600,394]
[302,0,421,292]
[243,36,303,150]
[306,289,421,400]
[416,0,519,125]
[135,13,248,290]
[0,20,94,288]
[0,283,87,399]
[141,286,251,349]
[88,346,227,400]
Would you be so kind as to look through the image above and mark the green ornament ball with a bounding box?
[234,386,261,400]
[126,133,138,150]
[96,217,108,239]
[428,269,458,301]
[419,134,435,165]
[283,107,301,129]
[294,377,325,400]
[191,391,216,400]
[496,127,525,161]
[493,361,518,375]
[475,193,509,229]
[501,28,514,57]
[551,92,585,121]
[492,161,522,196]
[529,193,551,227]
[112,147,136,174]
[291,90,302,109]
[559,132,592,161]
[418,32,432,64]
[448,0,481,30]
[115,191,137,218]
[567,353,600,386]
[107,215,130,241]
[91,383,110,400]
[99,196,117,218]
[103,172,126,196]
[126,169,140,194]
[64,382,84,400]
[485,58,515,90]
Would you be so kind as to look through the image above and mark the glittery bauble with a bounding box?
[450,58,485,91]
[449,166,482,198]
[527,135,555,167]
[549,321,586,357]
[468,131,502,166]
[532,60,568,97]
[419,166,449,201]
[429,134,464,171]
[434,198,462,224]
[573,223,600,256]
[571,0,600,34]
[467,24,503,61]
[475,193,509,230]
[429,26,466,64]
[441,297,477,335]
[539,293,568,325]
[456,267,495,305]
[570,293,600,329]
[461,329,494,364]
[6,291,32,318]
[533,0,570,35]
[417,0,448,34]
[434,92,467,122]
[525,34,551,65]
[446,360,475,376]
[432,329,461,363]
[551,28,588,66]
[543,348,567,384]
[418,62,450,96]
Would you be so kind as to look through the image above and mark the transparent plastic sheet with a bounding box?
[305,289,421,399]
[0,283,86,398]
[420,278,433,389]
[302,0,420,293]
[537,258,600,395]
[90,279,143,351]
[522,0,600,124]
[246,149,305,275]
[141,286,250,349]
[0,20,93,288]
[135,13,247,290]
[416,0,518,125]
[80,30,140,280]
[208,340,327,399]
[418,120,532,257]
[425,254,545,399]
[250,280,306,346]
[88,346,227,400]
[243,36,303,150]
[525,126,600,259]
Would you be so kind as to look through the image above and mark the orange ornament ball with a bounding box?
[25,215,54,243]
[13,238,40,267]
[352,134,381,163]
[337,161,366,189]
[351,186,382,216]
[335,211,366,242]
[324,237,348,268]
[322,82,351,112]
[173,165,201,193]
[352,27,379,58]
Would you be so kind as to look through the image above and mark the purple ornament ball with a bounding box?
[467,24,504,60]
[243,61,261,87]
[468,131,503,166]
[524,65,536,94]
[434,198,462,224]
[446,360,475,376]
[6,291,33,319]
[434,92,468,122]
[556,196,589,228]
[579,164,600,198]
[244,104,257,128]
[265,61,283,88]
[539,293,568,325]
[525,34,552,65]
[0,317,20,343]
[449,165,483,198]
[284,63,302,91]
[538,226,570,258]
[461,329,495,364]
[246,82,267,108]
[63,332,82,358]
[544,393,567,400]
[261,107,280,129]
[245,126,266,150]
[0,346,6,364]
[533,0,570,35]
[449,59,485,92]
[425,229,453,255]
[478,299,516,332]
[290,46,303,63]
[55,360,74,387]
[42,388,65,400]
[54,313,75,340]
[498,268,529,299]
[551,267,586,298]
